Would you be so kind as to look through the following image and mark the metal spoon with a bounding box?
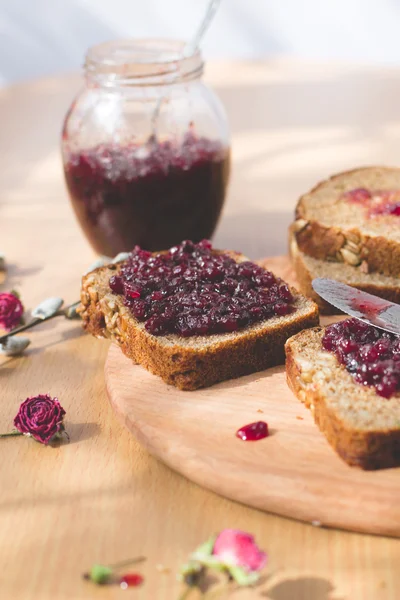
[149,0,222,141]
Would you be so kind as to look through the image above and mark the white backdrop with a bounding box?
[2,0,400,85]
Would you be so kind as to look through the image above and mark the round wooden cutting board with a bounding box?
[105,256,400,537]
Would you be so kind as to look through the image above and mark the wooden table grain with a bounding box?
[1,60,400,600]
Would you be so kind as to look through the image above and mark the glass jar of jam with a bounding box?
[61,39,231,256]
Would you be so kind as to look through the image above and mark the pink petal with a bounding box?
[213,529,267,572]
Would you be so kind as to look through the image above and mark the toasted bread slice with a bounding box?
[285,327,400,469]
[294,166,400,277]
[79,250,319,390]
[289,233,400,314]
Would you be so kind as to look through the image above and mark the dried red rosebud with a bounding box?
[0,292,24,331]
[14,394,66,445]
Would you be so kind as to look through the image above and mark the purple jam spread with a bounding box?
[343,188,400,217]
[322,318,400,398]
[63,132,230,256]
[109,240,296,337]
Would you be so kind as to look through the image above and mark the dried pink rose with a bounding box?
[14,394,66,444]
[179,528,267,593]
[212,529,267,572]
[0,292,24,331]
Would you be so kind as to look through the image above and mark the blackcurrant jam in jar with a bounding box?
[61,39,230,256]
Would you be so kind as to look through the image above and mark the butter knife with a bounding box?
[312,278,400,336]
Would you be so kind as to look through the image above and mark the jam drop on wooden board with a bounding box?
[236,421,269,441]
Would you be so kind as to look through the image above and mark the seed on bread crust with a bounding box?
[300,370,313,383]
[344,240,361,254]
[292,218,309,233]
[345,231,361,245]
[340,247,361,266]
[106,299,117,311]
[88,287,98,302]
[297,389,307,403]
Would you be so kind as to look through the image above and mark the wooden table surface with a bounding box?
[1,60,400,600]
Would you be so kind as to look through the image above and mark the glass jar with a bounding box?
[61,39,231,256]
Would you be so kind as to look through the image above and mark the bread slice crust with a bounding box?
[285,327,400,470]
[294,166,400,277]
[79,252,319,390]
[289,231,400,315]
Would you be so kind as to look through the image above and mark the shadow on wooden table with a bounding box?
[28,324,85,354]
[0,263,43,290]
[219,364,285,389]
[263,576,343,600]
[215,209,292,260]
[64,421,101,445]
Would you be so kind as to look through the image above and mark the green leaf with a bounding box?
[190,535,216,560]
[190,554,227,572]
[10,289,20,299]
[89,564,113,584]
[179,535,217,580]
[179,559,202,580]
[227,565,259,586]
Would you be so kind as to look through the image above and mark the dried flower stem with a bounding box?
[108,556,146,569]
[203,579,235,599]
[0,431,23,438]
[178,587,194,600]
[82,556,146,582]
[0,317,43,341]
[0,301,80,344]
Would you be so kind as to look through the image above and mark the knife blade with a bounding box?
[312,278,400,336]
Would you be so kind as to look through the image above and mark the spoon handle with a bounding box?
[150,0,222,137]
[185,0,222,57]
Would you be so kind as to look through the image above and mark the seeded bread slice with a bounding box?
[79,251,319,390]
[285,327,400,469]
[289,233,400,315]
[294,166,400,277]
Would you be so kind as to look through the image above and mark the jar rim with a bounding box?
[85,38,204,86]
